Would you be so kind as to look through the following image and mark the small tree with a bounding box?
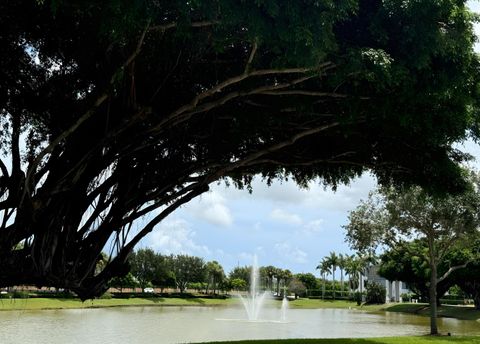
[295,273,318,291]
[151,254,176,292]
[172,255,206,293]
[365,282,386,304]
[230,278,247,292]
[288,279,307,299]
[109,272,138,293]
[129,249,157,290]
[345,176,480,335]
[205,261,225,295]
[229,266,251,288]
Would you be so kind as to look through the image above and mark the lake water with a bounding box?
[0,305,479,344]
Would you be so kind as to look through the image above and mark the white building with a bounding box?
[366,265,410,303]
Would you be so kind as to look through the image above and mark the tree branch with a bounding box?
[161,74,317,131]
[149,20,220,32]
[437,261,471,284]
[244,40,258,74]
[149,62,334,133]
[24,21,152,192]
[258,91,369,100]
[207,122,341,180]
[122,184,210,252]
[0,158,8,178]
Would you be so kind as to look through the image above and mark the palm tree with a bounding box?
[359,252,378,294]
[316,258,331,300]
[345,254,362,293]
[338,253,346,297]
[206,260,225,294]
[274,267,283,295]
[326,252,339,299]
[281,269,293,296]
[263,265,276,292]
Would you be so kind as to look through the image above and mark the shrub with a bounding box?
[354,291,364,305]
[98,292,112,299]
[12,291,30,299]
[365,282,386,304]
[33,290,76,298]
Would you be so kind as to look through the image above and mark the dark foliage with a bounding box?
[0,0,478,299]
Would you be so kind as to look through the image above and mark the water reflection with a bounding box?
[0,306,479,344]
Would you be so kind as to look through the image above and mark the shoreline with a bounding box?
[0,297,478,322]
[197,337,480,344]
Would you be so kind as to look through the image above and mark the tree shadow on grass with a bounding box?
[385,303,428,313]
[185,298,206,304]
[145,297,166,303]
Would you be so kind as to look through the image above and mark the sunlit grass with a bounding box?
[385,303,480,321]
[0,297,238,311]
[198,336,480,344]
[287,298,383,311]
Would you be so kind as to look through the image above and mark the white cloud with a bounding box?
[270,208,303,226]
[147,218,211,256]
[253,222,262,231]
[302,219,324,234]
[211,174,377,214]
[274,242,308,264]
[238,252,255,263]
[186,191,233,227]
[238,247,266,265]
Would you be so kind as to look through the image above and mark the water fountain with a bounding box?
[237,255,288,323]
[239,255,268,321]
[280,291,289,322]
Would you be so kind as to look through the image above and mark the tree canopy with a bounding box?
[1,0,479,299]
[378,238,480,309]
[344,175,480,334]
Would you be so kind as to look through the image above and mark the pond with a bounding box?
[1,305,479,344]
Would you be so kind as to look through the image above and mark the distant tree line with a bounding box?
[315,252,377,300]
[109,249,225,294]
[110,248,326,297]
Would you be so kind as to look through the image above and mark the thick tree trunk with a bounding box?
[332,270,336,300]
[340,270,344,297]
[429,263,438,335]
[322,274,325,300]
[474,294,480,310]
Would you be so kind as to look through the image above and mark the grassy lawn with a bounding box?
[197,337,480,344]
[286,299,480,321]
[287,298,384,312]
[0,296,237,311]
[0,296,366,312]
[385,303,480,321]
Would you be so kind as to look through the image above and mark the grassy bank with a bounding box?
[0,296,237,311]
[198,337,480,344]
[385,303,480,321]
[0,296,366,312]
[287,299,480,320]
[287,298,385,312]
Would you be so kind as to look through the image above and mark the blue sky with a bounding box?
[137,1,480,276]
